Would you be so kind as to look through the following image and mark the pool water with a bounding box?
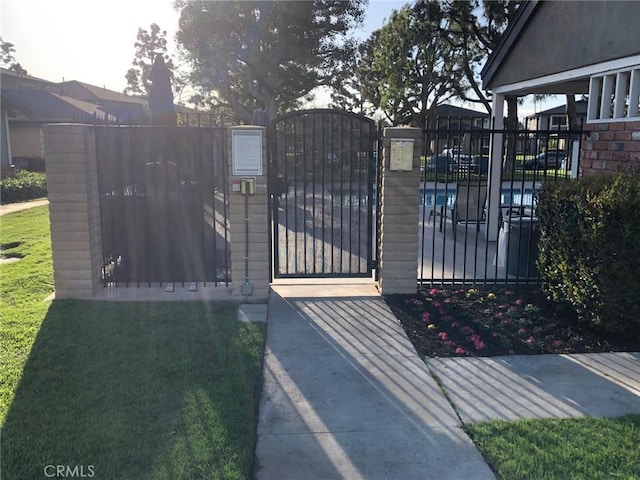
[420,187,536,207]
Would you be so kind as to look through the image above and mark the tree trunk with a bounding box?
[503,95,519,174]
[565,94,578,130]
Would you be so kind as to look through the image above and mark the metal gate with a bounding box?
[269,110,377,278]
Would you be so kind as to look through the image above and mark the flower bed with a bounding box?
[384,286,640,358]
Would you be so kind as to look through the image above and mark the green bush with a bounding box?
[537,170,640,335]
[0,170,47,204]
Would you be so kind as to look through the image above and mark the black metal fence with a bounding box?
[419,118,584,286]
[95,124,230,286]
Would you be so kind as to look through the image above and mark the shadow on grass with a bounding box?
[1,300,265,480]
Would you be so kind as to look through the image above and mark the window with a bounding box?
[588,65,640,122]
[550,116,567,128]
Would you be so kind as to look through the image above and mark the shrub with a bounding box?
[536,170,640,335]
[0,170,47,204]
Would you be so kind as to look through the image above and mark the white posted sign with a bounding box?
[232,130,263,175]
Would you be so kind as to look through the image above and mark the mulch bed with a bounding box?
[384,285,640,358]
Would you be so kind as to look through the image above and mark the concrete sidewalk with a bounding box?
[0,198,48,216]
[428,352,640,424]
[254,283,640,480]
[254,284,496,480]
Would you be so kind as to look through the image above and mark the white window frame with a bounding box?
[588,64,640,123]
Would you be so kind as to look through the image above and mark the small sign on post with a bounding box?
[389,138,414,171]
[232,130,263,176]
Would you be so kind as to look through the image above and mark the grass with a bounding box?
[466,415,640,480]
[0,206,266,480]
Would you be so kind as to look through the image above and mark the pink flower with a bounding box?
[498,304,507,310]
[554,340,563,346]
[526,336,535,344]
[451,322,458,328]
[429,288,439,296]
[492,332,498,338]
[504,290,513,295]
[409,298,423,306]
[444,340,455,347]
[495,312,503,318]
[518,327,526,335]
[455,346,466,355]
[444,298,451,304]
[421,312,431,322]
[454,289,465,294]
[471,334,481,342]
[501,318,510,325]
[515,299,524,306]
[473,340,486,350]
[438,332,449,341]
[432,301,442,308]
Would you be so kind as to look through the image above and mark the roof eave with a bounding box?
[481,0,540,91]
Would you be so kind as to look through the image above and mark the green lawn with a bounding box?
[467,416,640,480]
[0,206,266,480]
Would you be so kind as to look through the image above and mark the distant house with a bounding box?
[481,0,640,176]
[2,89,118,169]
[0,69,151,173]
[427,104,491,156]
[526,99,588,130]
[55,80,149,123]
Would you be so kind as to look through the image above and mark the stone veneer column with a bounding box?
[227,126,270,301]
[377,127,423,295]
[43,124,103,298]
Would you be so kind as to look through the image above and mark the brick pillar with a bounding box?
[43,124,103,298]
[228,126,270,301]
[377,127,423,295]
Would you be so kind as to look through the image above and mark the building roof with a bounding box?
[1,88,117,122]
[480,1,539,90]
[481,1,640,94]
[0,67,57,89]
[528,99,588,118]
[56,80,148,105]
[435,104,489,118]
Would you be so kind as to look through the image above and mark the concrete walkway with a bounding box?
[0,198,48,216]
[255,284,496,480]
[255,283,640,480]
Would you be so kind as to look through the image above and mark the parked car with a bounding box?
[425,154,453,174]
[441,148,473,172]
[522,151,567,169]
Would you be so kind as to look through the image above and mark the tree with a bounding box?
[0,37,27,75]
[124,24,185,99]
[329,31,380,117]
[360,3,464,129]
[175,0,366,121]
[430,0,521,115]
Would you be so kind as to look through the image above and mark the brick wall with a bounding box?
[44,124,103,298]
[377,127,423,295]
[580,121,640,175]
[227,126,270,301]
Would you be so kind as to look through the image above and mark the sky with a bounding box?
[1,0,549,118]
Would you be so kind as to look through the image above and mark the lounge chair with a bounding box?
[447,182,487,240]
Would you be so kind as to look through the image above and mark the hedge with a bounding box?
[536,170,640,335]
[0,171,47,204]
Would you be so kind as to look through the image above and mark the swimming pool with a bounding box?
[419,187,536,207]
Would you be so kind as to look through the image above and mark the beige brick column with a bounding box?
[378,127,423,295]
[228,126,270,301]
[43,124,103,298]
